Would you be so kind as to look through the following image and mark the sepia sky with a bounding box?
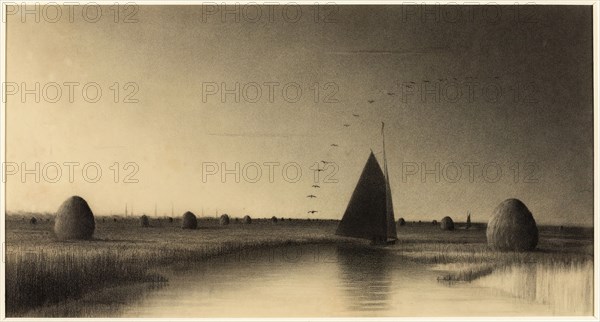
[5,5,594,226]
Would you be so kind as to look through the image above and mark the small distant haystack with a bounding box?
[280,217,285,222]
[54,196,95,240]
[243,215,252,224]
[220,214,230,226]
[271,216,278,223]
[487,198,538,251]
[432,220,438,225]
[182,211,197,229]
[168,217,174,223]
[140,215,150,227]
[113,218,117,222]
[30,217,37,225]
[440,216,454,231]
[398,218,406,226]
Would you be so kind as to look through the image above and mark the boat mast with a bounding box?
[382,122,389,180]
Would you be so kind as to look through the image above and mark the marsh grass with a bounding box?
[5,250,166,316]
[475,261,593,315]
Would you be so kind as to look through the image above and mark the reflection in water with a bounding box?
[117,244,587,317]
[335,245,393,312]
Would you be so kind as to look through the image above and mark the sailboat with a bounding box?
[336,122,398,245]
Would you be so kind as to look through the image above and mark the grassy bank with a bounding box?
[5,217,342,316]
[5,216,594,317]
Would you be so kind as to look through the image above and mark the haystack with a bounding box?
[168,217,174,223]
[54,196,95,240]
[182,211,197,229]
[30,217,37,225]
[243,215,252,224]
[440,216,454,230]
[398,218,406,226]
[271,216,278,223]
[432,219,438,225]
[486,198,538,251]
[220,214,230,225]
[140,215,150,227]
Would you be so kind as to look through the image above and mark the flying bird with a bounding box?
[387,92,395,96]
[308,210,318,214]
[312,185,320,188]
[343,124,350,127]
[331,144,339,147]
[307,195,317,198]
[352,114,360,117]
[321,160,332,164]
[367,100,375,104]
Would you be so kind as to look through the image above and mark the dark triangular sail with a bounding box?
[336,152,388,240]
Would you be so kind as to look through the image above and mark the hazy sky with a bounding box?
[5,5,594,225]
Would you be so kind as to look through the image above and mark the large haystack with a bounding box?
[140,215,150,227]
[440,216,454,230]
[243,215,252,224]
[220,214,230,225]
[487,198,538,251]
[54,196,95,240]
[182,211,197,229]
[398,218,406,226]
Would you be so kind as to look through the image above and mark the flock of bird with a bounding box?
[304,98,380,218]
[303,77,504,218]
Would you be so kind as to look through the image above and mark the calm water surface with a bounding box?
[121,244,589,317]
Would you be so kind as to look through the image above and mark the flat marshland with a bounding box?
[4,216,594,317]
